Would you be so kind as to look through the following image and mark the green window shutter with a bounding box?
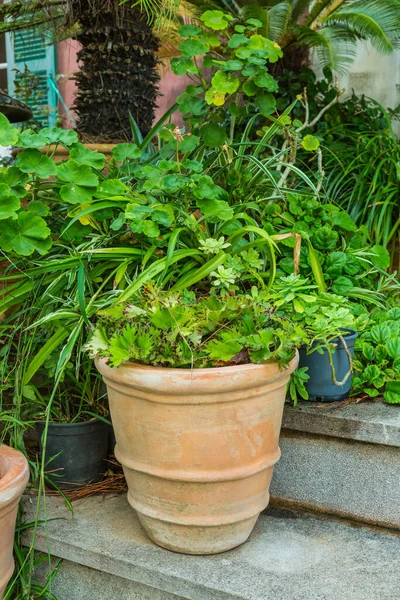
[5,28,57,126]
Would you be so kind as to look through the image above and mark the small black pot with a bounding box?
[36,420,109,489]
[299,330,358,403]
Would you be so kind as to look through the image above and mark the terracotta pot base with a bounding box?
[96,355,298,555]
[138,512,258,555]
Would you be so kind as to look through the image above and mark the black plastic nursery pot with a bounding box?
[299,330,358,403]
[36,419,109,489]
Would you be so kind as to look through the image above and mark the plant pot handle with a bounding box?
[327,334,353,387]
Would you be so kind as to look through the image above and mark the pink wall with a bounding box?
[56,39,187,129]
[56,39,80,128]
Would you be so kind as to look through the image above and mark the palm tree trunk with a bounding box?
[71,0,160,141]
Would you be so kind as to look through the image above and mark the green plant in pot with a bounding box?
[270,275,358,403]
[88,277,304,554]
[31,354,110,490]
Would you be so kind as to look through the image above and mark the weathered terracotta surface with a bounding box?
[0,445,29,599]
[96,355,298,554]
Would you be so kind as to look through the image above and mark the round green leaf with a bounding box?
[171,57,199,76]
[28,200,49,216]
[176,92,205,115]
[60,183,95,205]
[112,143,141,162]
[179,38,209,58]
[40,127,79,146]
[0,114,18,146]
[200,10,233,30]
[0,184,20,220]
[16,149,57,178]
[301,135,320,151]
[69,143,106,170]
[255,92,276,116]
[178,25,202,37]
[200,123,227,148]
[57,160,99,187]
[0,211,51,255]
[332,276,353,295]
[211,70,240,94]
[254,72,278,92]
[18,129,49,149]
[0,167,29,198]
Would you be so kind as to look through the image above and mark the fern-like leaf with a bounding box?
[267,1,293,43]
[296,24,357,73]
[322,0,400,54]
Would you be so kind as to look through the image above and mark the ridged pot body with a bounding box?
[0,445,29,599]
[96,355,298,555]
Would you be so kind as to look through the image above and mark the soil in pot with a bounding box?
[36,419,109,489]
[96,355,298,555]
[299,330,357,402]
[0,445,29,600]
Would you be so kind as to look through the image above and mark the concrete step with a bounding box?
[24,495,400,600]
[270,400,400,529]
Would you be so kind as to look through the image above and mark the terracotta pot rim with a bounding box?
[96,354,298,376]
[0,445,29,509]
[96,353,299,398]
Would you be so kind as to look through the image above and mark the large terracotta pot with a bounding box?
[0,446,29,599]
[96,354,298,555]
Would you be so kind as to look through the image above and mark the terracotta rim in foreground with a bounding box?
[0,445,29,599]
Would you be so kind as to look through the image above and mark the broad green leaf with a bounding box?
[179,38,209,57]
[178,24,202,37]
[200,10,233,30]
[207,339,242,361]
[211,70,239,94]
[0,211,51,255]
[242,80,258,97]
[0,167,29,197]
[60,183,95,204]
[171,57,199,75]
[18,129,49,148]
[228,34,249,48]
[176,92,205,115]
[69,143,106,170]
[332,276,353,294]
[95,179,129,197]
[57,160,99,187]
[0,184,20,219]
[0,114,18,146]
[40,127,78,145]
[196,198,233,221]
[301,135,320,151]
[200,123,227,147]
[112,143,141,162]
[27,200,49,216]
[254,72,278,91]
[255,92,277,116]
[16,149,57,178]
[205,88,226,106]
[371,245,390,270]
[222,59,244,71]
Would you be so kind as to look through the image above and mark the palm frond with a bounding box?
[322,0,400,53]
[267,1,292,43]
[306,0,346,27]
[131,0,180,26]
[296,24,357,73]
[292,0,313,22]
